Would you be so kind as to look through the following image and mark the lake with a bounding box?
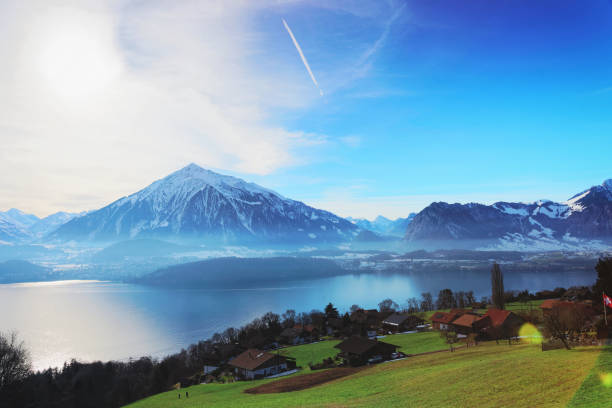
[0,269,595,370]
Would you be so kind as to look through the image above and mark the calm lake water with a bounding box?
[0,270,595,370]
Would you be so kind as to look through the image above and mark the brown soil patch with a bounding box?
[244,367,365,394]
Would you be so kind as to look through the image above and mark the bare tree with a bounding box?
[406,297,420,314]
[543,304,591,350]
[436,289,455,309]
[281,309,296,328]
[491,263,505,310]
[420,292,434,312]
[440,330,459,352]
[378,298,399,313]
[0,331,31,390]
[465,291,476,306]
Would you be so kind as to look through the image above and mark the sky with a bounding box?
[1,0,611,219]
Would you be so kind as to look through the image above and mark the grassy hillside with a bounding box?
[279,340,340,370]
[380,331,448,354]
[279,332,447,371]
[125,342,606,408]
[567,347,612,407]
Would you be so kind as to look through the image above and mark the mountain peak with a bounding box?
[139,163,284,202]
[603,179,612,190]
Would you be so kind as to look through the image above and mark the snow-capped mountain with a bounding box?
[52,164,359,243]
[0,209,84,242]
[0,208,39,229]
[404,179,612,249]
[0,209,39,243]
[347,214,416,237]
[29,212,82,238]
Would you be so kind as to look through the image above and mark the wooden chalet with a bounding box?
[334,336,398,366]
[473,309,524,339]
[229,349,293,380]
[430,309,467,330]
[382,313,425,333]
[450,313,481,335]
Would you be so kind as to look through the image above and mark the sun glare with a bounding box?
[518,323,543,344]
[35,8,122,101]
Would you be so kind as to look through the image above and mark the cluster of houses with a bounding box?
[430,308,524,339]
[221,309,427,380]
[209,299,606,381]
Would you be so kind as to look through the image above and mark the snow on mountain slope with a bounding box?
[405,179,612,249]
[0,218,30,243]
[52,164,358,243]
[346,214,415,237]
[29,212,82,238]
[0,209,39,229]
[0,209,39,242]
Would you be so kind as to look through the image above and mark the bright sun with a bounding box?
[35,8,122,101]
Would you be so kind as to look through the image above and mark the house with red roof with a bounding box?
[430,309,467,330]
[451,313,481,335]
[473,308,524,339]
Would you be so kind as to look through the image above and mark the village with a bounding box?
[195,263,608,383]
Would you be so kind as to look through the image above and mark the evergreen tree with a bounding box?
[593,257,612,307]
[491,263,505,310]
[324,302,339,320]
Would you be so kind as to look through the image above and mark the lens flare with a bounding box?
[600,372,612,388]
[518,323,543,344]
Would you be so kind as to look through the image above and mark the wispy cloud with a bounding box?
[282,18,323,96]
[592,86,612,95]
[353,4,406,78]
[0,0,326,215]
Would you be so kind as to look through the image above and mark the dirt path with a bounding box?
[244,367,365,394]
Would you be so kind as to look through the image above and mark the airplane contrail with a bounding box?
[282,18,323,96]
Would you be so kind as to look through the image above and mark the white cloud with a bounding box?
[0,0,323,216]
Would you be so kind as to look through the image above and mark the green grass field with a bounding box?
[279,331,448,371]
[380,331,448,354]
[279,340,340,370]
[567,347,612,407]
[125,341,606,408]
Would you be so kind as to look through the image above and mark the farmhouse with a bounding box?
[473,308,524,339]
[431,309,466,330]
[229,349,291,380]
[450,313,481,335]
[334,336,398,366]
[382,313,425,333]
[540,299,561,314]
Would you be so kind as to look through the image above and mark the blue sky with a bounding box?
[1,0,611,218]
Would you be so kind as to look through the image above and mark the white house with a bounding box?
[228,349,289,380]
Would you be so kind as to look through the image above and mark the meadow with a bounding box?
[125,339,610,408]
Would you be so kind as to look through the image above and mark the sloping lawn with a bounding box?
[279,340,340,370]
[125,342,602,408]
[567,346,612,407]
[382,331,448,354]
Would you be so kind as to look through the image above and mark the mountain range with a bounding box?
[405,179,612,250]
[0,209,81,242]
[346,214,416,238]
[0,164,610,250]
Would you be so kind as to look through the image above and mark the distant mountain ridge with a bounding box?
[1,168,610,251]
[52,164,358,243]
[0,209,81,242]
[346,214,416,237]
[404,179,612,249]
